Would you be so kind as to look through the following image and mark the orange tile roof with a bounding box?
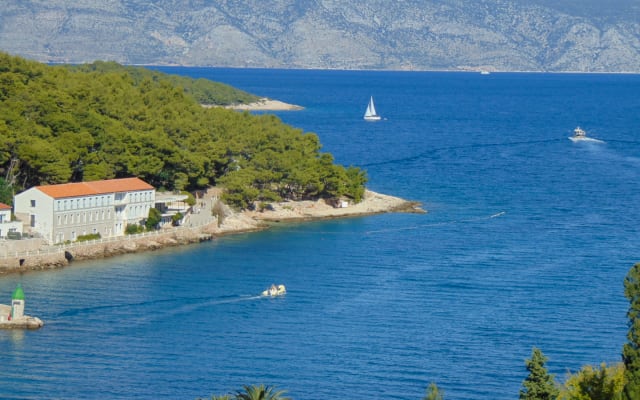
[0,202,10,210]
[36,178,154,199]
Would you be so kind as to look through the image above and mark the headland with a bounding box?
[0,190,424,275]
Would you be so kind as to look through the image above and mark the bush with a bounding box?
[77,233,101,242]
[146,208,162,230]
[171,212,183,226]
[125,224,145,234]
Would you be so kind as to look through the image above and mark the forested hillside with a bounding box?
[0,52,366,208]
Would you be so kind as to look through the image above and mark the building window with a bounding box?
[31,200,36,207]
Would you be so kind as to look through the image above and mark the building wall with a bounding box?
[0,208,23,238]
[114,189,155,235]
[15,185,156,244]
[14,188,55,242]
[52,194,117,243]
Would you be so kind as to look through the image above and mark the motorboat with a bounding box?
[569,126,603,143]
[570,126,587,141]
[262,284,286,297]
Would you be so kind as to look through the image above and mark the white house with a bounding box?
[0,202,22,238]
[14,177,155,244]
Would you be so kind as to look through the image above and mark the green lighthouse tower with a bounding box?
[10,283,25,320]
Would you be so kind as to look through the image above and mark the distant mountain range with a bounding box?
[2,0,639,72]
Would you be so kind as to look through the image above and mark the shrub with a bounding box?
[77,233,101,242]
[125,224,144,234]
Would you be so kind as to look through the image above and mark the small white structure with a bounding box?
[14,177,155,244]
[0,202,23,238]
[10,283,24,320]
[0,283,44,329]
[154,192,190,227]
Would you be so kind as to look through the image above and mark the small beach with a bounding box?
[220,98,304,111]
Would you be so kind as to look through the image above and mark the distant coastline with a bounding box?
[0,190,424,275]
[204,98,304,111]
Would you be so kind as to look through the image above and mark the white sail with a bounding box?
[364,96,381,120]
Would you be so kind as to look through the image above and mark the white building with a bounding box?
[14,177,155,244]
[0,202,22,238]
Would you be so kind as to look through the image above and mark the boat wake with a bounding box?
[568,137,605,144]
[55,293,268,320]
[363,211,507,234]
[362,139,561,168]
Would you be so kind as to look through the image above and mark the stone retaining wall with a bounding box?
[0,225,216,275]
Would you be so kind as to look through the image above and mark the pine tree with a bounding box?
[520,347,560,400]
[423,382,444,400]
[622,263,640,400]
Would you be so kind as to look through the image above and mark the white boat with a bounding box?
[569,126,604,143]
[363,96,381,121]
[572,126,586,139]
[261,284,286,297]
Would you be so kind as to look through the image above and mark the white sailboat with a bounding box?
[363,96,381,121]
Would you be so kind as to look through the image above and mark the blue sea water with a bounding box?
[2,69,640,400]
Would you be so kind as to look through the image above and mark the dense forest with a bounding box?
[0,52,366,208]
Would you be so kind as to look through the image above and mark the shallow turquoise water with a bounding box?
[1,70,640,399]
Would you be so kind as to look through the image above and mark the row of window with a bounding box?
[56,196,112,211]
[54,191,153,212]
[55,204,152,226]
[127,205,151,219]
[57,209,112,225]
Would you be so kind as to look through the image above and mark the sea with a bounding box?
[1,68,640,400]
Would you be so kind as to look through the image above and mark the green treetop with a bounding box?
[520,347,560,400]
[623,263,640,400]
[0,52,367,208]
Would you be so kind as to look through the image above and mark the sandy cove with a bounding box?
[0,190,424,274]
[215,98,304,111]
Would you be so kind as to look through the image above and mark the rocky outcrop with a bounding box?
[0,0,639,72]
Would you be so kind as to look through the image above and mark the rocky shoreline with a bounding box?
[0,190,424,275]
